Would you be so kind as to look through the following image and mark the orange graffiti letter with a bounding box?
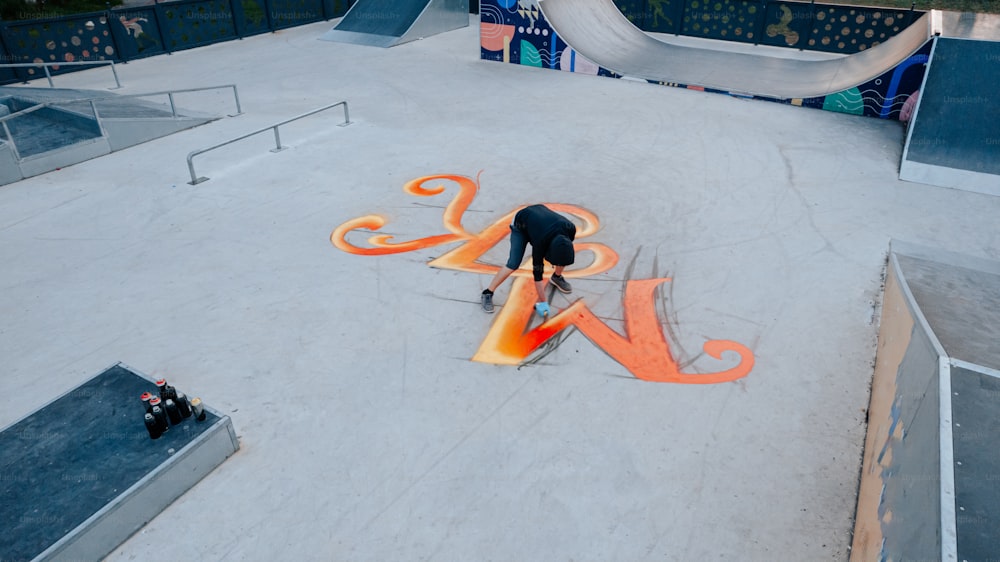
[474,277,753,384]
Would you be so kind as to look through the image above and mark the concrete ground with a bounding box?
[1,15,998,561]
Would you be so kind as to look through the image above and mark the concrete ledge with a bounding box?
[0,363,238,562]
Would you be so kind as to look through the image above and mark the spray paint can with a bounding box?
[140,391,154,415]
[176,391,193,418]
[190,397,206,421]
[144,413,161,439]
[164,398,182,425]
[156,378,178,404]
[149,396,169,433]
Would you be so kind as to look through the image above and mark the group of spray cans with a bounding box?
[141,378,207,440]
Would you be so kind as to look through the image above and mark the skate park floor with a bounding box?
[1,15,999,561]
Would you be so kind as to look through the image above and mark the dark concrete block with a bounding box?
[0,363,238,561]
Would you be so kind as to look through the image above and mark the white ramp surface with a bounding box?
[538,0,939,99]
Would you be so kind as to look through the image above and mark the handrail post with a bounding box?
[187,151,208,184]
[168,92,177,117]
[341,101,351,126]
[230,84,243,116]
[43,65,54,88]
[270,125,286,152]
[109,61,122,89]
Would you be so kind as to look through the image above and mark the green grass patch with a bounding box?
[818,0,1000,14]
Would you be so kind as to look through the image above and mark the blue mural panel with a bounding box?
[681,0,761,44]
[159,0,238,51]
[237,0,273,36]
[758,1,816,49]
[269,0,325,30]
[2,13,118,79]
[111,7,166,60]
[614,0,683,34]
[807,5,917,54]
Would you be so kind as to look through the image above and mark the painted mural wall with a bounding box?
[480,0,930,119]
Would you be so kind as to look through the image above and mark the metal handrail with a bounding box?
[186,101,351,185]
[0,60,122,89]
[0,84,242,124]
[0,85,243,161]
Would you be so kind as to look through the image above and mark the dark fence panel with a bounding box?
[269,0,325,30]
[1,12,119,80]
[758,1,816,48]
[236,0,273,36]
[157,0,237,52]
[324,0,353,19]
[614,0,924,54]
[681,0,764,43]
[614,0,684,34]
[0,27,26,82]
[110,7,167,60]
[0,0,351,85]
[806,5,917,53]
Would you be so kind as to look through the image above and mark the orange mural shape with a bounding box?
[472,276,753,384]
[330,173,755,384]
[331,174,478,255]
[481,23,516,57]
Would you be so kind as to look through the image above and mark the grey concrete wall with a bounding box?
[0,143,24,186]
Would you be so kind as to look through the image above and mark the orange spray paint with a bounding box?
[331,173,754,384]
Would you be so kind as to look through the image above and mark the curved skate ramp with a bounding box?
[321,0,468,48]
[537,0,940,99]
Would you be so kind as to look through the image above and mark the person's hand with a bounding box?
[534,302,550,318]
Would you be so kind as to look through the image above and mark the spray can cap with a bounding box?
[149,396,162,406]
[141,392,152,402]
[155,379,167,388]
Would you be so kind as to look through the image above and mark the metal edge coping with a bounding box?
[899,36,938,171]
[889,239,1000,278]
[950,358,1000,379]
[887,251,948,358]
[887,248,957,559]
[931,10,944,36]
[938,355,958,562]
[0,360,125,434]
